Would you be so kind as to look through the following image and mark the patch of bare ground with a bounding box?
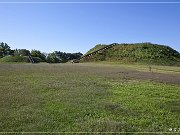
[73,63,180,85]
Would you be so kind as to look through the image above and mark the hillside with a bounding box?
[81,43,180,66]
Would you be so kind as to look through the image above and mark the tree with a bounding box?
[54,51,68,63]
[14,49,30,56]
[0,47,3,58]
[46,53,61,63]
[70,52,83,60]
[9,50,15,56]
[0,42,11,57]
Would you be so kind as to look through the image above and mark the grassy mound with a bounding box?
[0,56,42,63]
[82,43,180,66]
[0,56,29,63]
[84,44,107,55]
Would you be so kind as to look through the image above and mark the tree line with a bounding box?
[0,42,83,63]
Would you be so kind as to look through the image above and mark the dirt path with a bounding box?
[75,64,180,85]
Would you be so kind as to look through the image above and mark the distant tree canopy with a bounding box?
[82,43,180,66]
[0,41,83,63]
[14,49,30,56]
[46,51,83,63]
[0,42,12,57]
[31,50,46,62]
[46,52,60,63]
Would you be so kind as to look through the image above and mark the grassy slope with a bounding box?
[0,56,29,63]
[83,43,180,66]
[84,44,107,55]
[0,63,179,132]
[0,56,42,63]
[87,62,180,75]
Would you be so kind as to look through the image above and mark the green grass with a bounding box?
[110,81,180,132]
[0,63,179,133]
[84,44,106,55]
[0,56,29,63]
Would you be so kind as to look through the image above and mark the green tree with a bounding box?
[46,51,83,63]
[9,50,15,56]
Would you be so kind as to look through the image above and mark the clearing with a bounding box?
[0,63,180,133]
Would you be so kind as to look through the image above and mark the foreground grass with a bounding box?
[0,63,179,133]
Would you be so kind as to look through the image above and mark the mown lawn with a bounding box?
[0,63,179,133]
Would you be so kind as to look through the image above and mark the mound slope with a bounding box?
[82,43,180,66]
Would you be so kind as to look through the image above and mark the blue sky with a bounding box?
[0,0,180,54]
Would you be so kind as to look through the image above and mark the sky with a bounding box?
[0,0,180,54]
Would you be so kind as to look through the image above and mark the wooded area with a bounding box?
[0,42,83,63]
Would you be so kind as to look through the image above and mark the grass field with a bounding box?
[0,63,180,133]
